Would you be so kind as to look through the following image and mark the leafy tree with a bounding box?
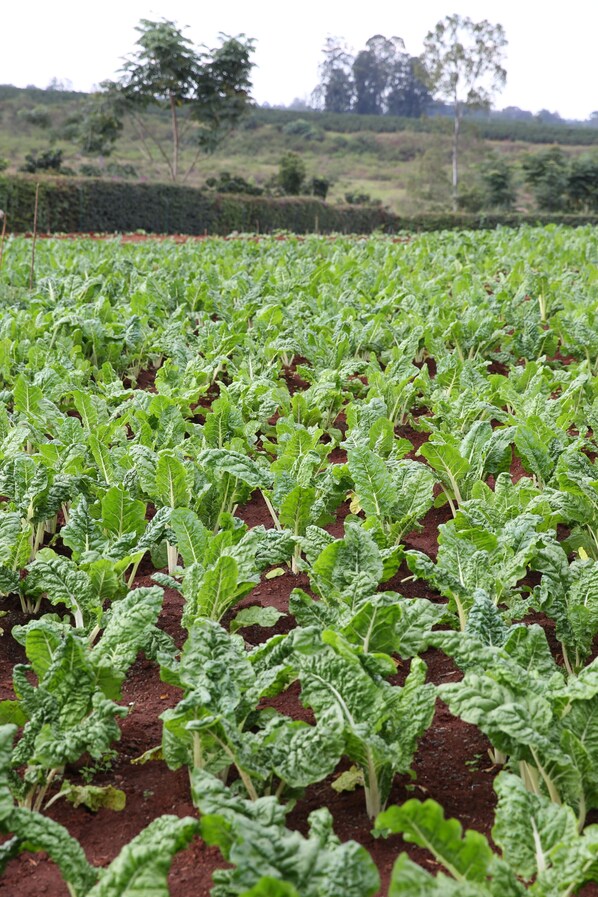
[312,37,355,113]
[568,154,598,211]
[522,147,569,211]
[76,93,123,157]
[386,56,432,118]
[353,35,399,115]
[278,152,306,194]
[479,154,516,209]
[352,35,430,118]
[102,19,255,181]
[420,14,507,209]
[314,35,429,118]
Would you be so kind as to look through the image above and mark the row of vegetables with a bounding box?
[1,227,598,895]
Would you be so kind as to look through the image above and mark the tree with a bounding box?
[312,37,355,113]
[313,35,430,118]
[353,35,399,115]
[386,56,431,118]
[420,15,507,209]
[102,19,255,181]
[278,153,306,194]
[568,155,598,211]
[76,93,123,157]
[479,155,516,210]
[522,147,569,211]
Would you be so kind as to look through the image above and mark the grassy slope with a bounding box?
[1,85,597,214]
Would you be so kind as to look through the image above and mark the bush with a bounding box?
[522,148,569,211]
[479,156,517,210]
[344,191,380,206]
[17,106,51,128]
[20,149,63,174]
[0,174,398,234]
[79,164,102,178]
[281,119,325,141]
[0,158,8,173]
[568,155,598,211]
[105,162,138,179]
[278,153,306,195]
[205,171,263,195]
[310,177,331,200]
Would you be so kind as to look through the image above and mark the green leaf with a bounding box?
[198,449,272,489]
[376,799,493,883]
[279,485,317,536]
[230,606,285,634]
[391,460,437,541]
[194,771,380,896]
[25,551,100,629]
[492,772,578,882]
[419,436,469,505]
[311,521,383,605]
[101,487,146,539]
[89,433,116,485]
[91,586,164,689]
[183,555,240,624]
[239,879,300,897]
[155,451,191,509]
[514,424,553,487]
[169,507,209,567]
[61,498,106,559]
[347,447,396,519]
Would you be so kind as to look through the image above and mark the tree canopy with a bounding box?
[313,34,430,118]
[420,14,507,208]
[98,19,255,181]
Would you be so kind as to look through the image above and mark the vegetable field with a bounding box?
[1,226,598,896]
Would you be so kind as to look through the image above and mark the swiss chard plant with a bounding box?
[193,769,380,897]
[290,628,436,818]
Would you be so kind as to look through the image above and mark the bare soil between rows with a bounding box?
[1,406,597,896]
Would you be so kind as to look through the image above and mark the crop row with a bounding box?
[0,227,598,895]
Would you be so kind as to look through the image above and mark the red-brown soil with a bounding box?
[1,371,598,897]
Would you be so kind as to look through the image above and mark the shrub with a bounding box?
[344,191,380,205]
[282,119,325,141]
[278,153,306,195]
[310,177,331,200]
[522,147,569,211]
[20,149,63,174]
[205,171,263,195]
[479,156,517,210]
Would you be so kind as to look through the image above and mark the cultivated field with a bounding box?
[1,227,598,895]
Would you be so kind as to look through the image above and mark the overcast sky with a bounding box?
[3,1,596,120]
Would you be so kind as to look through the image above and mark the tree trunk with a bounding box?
[169,92,179,181]
[452,105,460,212]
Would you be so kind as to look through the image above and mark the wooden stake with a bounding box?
[0,211,6,272]
[29,183,39,290]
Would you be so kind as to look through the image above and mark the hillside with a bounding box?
[1,85,598,214]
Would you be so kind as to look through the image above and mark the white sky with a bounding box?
[3,0,597,120]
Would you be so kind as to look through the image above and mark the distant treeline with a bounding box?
[2,82,598,149]
[249,107,598,147]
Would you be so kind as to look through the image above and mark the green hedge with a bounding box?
[0,176,396,235]
[1,175,597,235]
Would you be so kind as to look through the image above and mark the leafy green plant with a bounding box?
[290,629,436,818]
[193,770,380,896]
